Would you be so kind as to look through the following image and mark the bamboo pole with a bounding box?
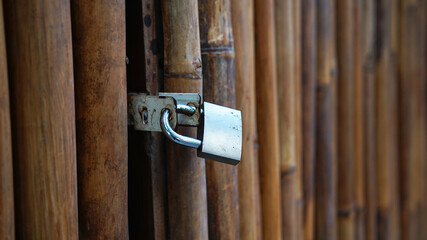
[161,0,208,238]
[315,0,337,238]
[353,0,365,239]
[141,1,167,239]
[0,0,14,238]
[293,1,304,239]
[274,0,297,239]
[71,1,128,239]
[397,0,425,239]
[254,0,282,238]
[420,3,427,235]
[3,0,79,238]
[301,0,316,238]
[362,0,377,239]
[231,0,263,239]
[376,0,400,239]
[328,5,340,239]
[142,0,162,95]
[390,5,401,240]
[420,1,427,237]
[199,0,240,238]
[336,0,356,239]
[126,0,167,238]
[328,0,338,228]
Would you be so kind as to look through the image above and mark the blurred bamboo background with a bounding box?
[0,0,426,239]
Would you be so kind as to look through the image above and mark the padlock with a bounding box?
[160,102,242,165]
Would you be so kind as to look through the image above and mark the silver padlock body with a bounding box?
[197,102,242,165]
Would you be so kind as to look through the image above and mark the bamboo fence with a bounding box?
[3,0,79,238]
[275,0,297,238]
[71,1,129,238]
[254,0,282,238]
[0,1,425,239]
[363,1,378,240]
[126,0,167,239]
[315,0,337,239]
[294,1,304,239]
[199,0,240,238]
[161,0,208,239]
[301,0,317,238]
[231,0,263,239]
[0,1,14,239]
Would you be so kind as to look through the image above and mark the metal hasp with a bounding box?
[197,102,242,165]
[128,93,201,132]
[128,93,242,165]
[159,92,201,126]
[128,93,177,132]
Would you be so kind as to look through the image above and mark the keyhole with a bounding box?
[141,107,148,124]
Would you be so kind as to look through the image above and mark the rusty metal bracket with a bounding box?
[128,93,177,132]
[128,93,201,132]
[159,92,201,126]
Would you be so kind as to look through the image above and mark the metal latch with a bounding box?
[128,93,242,165]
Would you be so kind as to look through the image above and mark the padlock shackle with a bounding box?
[176,104,196,115]
[161,109,202,149]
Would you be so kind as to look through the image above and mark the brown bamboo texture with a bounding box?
[422,1,427,235]
[126,0,167,238]
[161,0,208,238]
[376,0,400,239]
[274,0,297,239]
[231,0,263,239]
[328,1,338,230]
[199,0,240,238]
[398,0,426,239]
[143,0,161,95]
[71,1,129,239]
[336,0,356,239]
[254,0,282,238]
[0,0,14,238]
[421,1,427,237]
[3,0,79,238]
[301,0,316,238]
[353,0,366,239]
[293,1,304,239]
[315,0,337,238]
[141,0,167,238]
[362,0,377,239]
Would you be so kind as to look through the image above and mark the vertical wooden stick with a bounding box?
[71,1,128,239]
[353,0,366,239]
[391,4,401,239]
[398,0,425,239]
[336,0,356,239]
[254,0,282,238]
[275,0,297,239]
[301,0,316,238]
[161,0,208,238]
[3,0,79,238]
[315,0,337,238]
[420,2,427,234]
[199,0,240,238]
[142,0,162,95]
[142,1,167,239]
[328,1,338,227]
[126,0,167,238]
[376,0,400,239]
[293,1,304,239]
[0,0,14,238]
[362,0,377,239]
[231,0,263,238]
[420,1,427,237]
